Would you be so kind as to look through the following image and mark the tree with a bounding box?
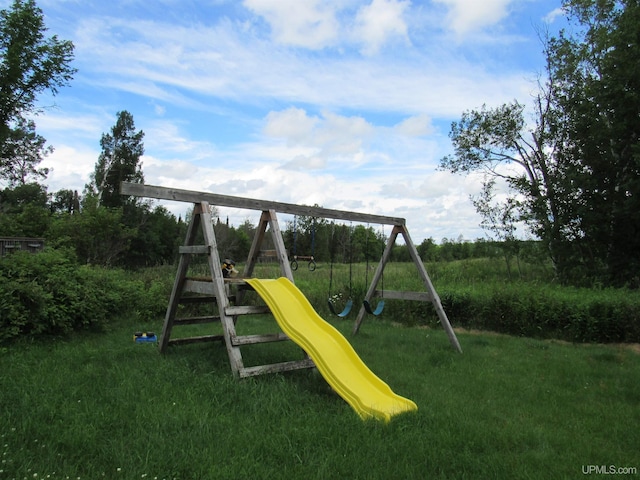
[59,195,135,266]
[86,110,145,209]
[125,205,183,267]
[0,117,51,185]
[546,0,640,286]
[440,98,570,278]
[50,188,79,214]
[0,0,75,182]
[417,237,437,261]
[471,178,522,279]
[0,182,50,236]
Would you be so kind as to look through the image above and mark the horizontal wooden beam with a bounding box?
[225,305,271,316]
[173,315,220,325]
[178,245,210,254]
[183,279,215,295]
[375,290,432,301]
[167,334,225,346]
[239,358,316,378]
[121,182,405,226]
[231,332,289,346]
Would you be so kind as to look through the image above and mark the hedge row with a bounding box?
[292,276,640,344]
[434,284,640,344]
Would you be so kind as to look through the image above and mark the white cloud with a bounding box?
[543,7,566,24]
[264,107,318,144]
[143,120,216,159]
[264,108,374,156]
[33,110,105,141]
[434,0,512,36]
[242,0,340,49]
[317,112,374,155]
[41,144,98,193]
[353,0,411,55]
[66,11,532,120]
[153,103,166,116]
[394,114,434,136]
[281,154,327,171]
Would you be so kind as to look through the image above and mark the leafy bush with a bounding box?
[0,249,169,343]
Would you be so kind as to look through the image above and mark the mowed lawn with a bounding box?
[1,315,639,480]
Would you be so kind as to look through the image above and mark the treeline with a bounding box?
[0,182,545,269]
[214,216,545,282]
[1,182,185,268]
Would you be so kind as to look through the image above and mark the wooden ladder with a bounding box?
[159,202,314,378]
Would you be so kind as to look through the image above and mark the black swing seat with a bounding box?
[328,298,353,317]
[363,299,385,316]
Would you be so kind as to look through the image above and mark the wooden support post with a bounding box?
[266,209,294,282]
[399,225,462,353]
[199,201,245,377]
[242,209,293,281]
[243,210,270,281]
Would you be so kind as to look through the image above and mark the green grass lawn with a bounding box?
[2,314,639,479]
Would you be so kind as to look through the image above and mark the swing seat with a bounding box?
[363,299,385,316]
[328,298,353,317]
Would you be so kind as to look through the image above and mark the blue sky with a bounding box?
[11,0,566,242]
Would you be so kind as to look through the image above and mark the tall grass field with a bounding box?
[1,259,639,479]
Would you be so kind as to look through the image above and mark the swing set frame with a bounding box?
[121,182,462,354]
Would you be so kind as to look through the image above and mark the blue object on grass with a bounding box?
[133,332,157,343]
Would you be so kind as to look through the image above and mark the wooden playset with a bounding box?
[121,182,462,381]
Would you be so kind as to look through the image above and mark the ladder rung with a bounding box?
[232,332,288,346]
[184,279,215,295]
[179,296,217,304]
[167,334,225,346]
[225,305,270,316]
[179,245,210,254]
[174,315,220,325]
[239,358,315,378]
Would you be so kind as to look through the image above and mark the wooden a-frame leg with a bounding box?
[199,201,245,377]
[159,204,202,353]
[399,225,462,353]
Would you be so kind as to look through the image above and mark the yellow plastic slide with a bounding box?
[246,277,417,422]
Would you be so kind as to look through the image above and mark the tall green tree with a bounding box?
[0,0,75,183]
[87,110,145,209]
[80,110,183,267]
[548,0,640,286]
